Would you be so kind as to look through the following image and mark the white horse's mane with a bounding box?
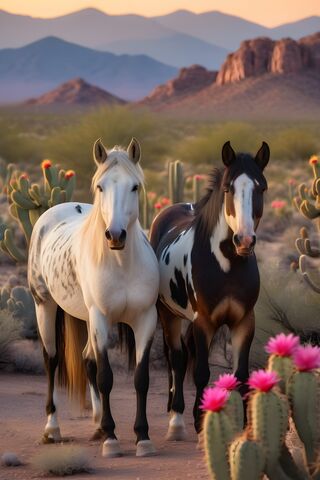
[81,147,144,264]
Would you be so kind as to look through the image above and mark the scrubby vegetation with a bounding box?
[32,445,90,476]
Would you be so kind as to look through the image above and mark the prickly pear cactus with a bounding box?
[0,160,76,262]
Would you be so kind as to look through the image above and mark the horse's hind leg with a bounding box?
[36,298,61,443]
[159,302,188,441]
[131,305,157,457]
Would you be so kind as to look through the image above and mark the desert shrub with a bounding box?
[271,127,319,160]
[0,309,22,368]
[32,445,90,476]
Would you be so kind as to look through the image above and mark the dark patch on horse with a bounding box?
[75,205,82,214]
[170,268,188,309]
[161,245,169,261]
[165,252,170,265]
[134,338,153,442]
[173,233,182,244]
[183,254,188,266]
[186,274,197,312]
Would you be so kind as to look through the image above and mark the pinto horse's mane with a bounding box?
[81,147,144,264]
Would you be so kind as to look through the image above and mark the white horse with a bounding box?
[28,138,159,457]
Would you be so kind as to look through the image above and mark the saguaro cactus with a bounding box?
[168,160,184,204]
[0,160,76,262]
[294,155,320,293]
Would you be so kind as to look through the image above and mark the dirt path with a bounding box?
[0,372,209,480]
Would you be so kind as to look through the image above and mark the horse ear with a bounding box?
[93,138,107,165]
[255,142,270,170]
[222,141,236,167]
[127,137,141,164]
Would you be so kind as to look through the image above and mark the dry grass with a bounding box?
[32,445,91,476]
[0,309,22,369]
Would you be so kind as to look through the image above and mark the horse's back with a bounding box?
[149,203,195,257]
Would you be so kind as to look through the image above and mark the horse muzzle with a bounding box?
[105,228,127,250]
[233,234,256,257]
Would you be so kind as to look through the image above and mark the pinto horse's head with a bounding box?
[92,137,143,251]
[221,141,269,256]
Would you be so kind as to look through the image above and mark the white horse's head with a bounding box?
[92,138,144,251]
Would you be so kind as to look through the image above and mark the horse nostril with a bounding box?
[119,229,127,243]
[233,234,241,247]
[105,229,112,241]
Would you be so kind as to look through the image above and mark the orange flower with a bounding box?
[309,155,318,165]
[65,170,75,179]
[154,202,162,210]
[41,159,52,169]
[161,197,171,206]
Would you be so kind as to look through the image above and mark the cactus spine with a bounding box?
[203,410,235,480]
[229,435,265,480]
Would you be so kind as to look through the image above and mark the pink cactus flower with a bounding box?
[265,333,300,357]
[214,373,240,391]
[154,202,162,210]
[65,170,75,179]
[41,159,52,169]
[294,345,320,372]
[200,387,230,412]
[271,200,286,209]
[288,179,296,185]
[248,370,279,392]
[20,173,29,180]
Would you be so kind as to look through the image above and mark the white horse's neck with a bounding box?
[209,203,231,273]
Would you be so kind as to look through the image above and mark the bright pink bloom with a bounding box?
[65,170,75,179]
[200,387,230,412]
[194,174,205,181]
[271,200,286,209]
[214,373,240,391]
[248,370,279,392]
[154,202,162,210]
[265,333,300,357]
[41,159,52,169]
[294,345,320,372]
[20,173,28,180]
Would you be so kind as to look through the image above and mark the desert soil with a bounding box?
[0,371,209,480]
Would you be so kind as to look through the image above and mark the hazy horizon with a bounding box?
[0,0,319,27]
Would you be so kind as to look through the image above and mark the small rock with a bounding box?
[1,452,22,466]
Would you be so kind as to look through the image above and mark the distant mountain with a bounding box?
[154,10,320,50]
[0,37,177,103]
[0,8,228,69]
[139,33,320,120]
[25,78,126,106]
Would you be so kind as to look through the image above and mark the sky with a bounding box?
[0,0,319,26]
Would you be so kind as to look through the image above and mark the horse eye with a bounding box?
[132,184,139,192]
[97,185,103,192]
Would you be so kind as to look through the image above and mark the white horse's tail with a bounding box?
[56,307,87,408]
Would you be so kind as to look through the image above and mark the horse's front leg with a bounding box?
[89,307,121,458]
[192,317,215,435]
[131,305,157,456]
[230,309,255,397]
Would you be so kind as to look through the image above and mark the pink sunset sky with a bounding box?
[0,0,319,26]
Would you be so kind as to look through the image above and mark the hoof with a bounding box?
[42,427,62,444]
[166,424,187,441]
[136,440,156,457]
[90,428,107,441]
[102,439,122,458]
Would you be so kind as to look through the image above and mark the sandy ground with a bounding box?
[0,371,209,480]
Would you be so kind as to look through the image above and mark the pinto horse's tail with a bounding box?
[56,306,87,408]
[118,323,136,370]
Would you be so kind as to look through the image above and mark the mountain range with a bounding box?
[0,37,177,102]
[0,8,319,69]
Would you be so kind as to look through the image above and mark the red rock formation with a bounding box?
[143,65,217,104]
[26,78,126,106]
[216,33,320,86]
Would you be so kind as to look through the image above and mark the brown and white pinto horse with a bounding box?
[149,141,269,438]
